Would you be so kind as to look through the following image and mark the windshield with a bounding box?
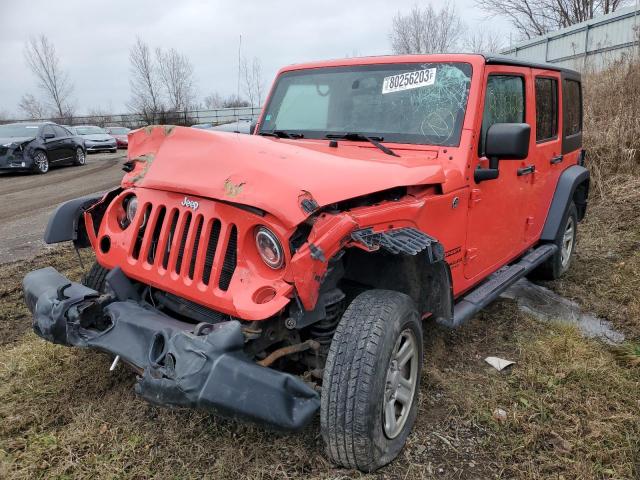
[76,126,106,135]
[0,124,40,138]
[259,62,472,146]
[107,127,130,134]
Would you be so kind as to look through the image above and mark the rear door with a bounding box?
[52,125,74,160]
[464,66,531,280]
[526,70,563,244]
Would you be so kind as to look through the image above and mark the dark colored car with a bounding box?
[105,126,131,149]
[70,125,117,153]
[0,122,86,174]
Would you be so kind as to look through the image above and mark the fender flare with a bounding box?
[44,194,103,245]
[540,165,590,242]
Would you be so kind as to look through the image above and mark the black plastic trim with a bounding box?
[43,194,103,245]
[541,165,590,241]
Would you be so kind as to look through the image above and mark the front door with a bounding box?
[464,67,532,280]
[42,124,64,162]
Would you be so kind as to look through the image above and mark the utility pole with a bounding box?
[236,34,242,129]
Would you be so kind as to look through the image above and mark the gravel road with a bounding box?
[0,151,126,264]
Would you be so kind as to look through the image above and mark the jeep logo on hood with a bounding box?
[181,197,199,210]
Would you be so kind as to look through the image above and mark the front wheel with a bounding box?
[32,150,49,174]
[321,290,423,472]
[73,147,86,166]
[82,261,110,293]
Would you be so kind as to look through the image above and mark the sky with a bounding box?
[0,0,512,117]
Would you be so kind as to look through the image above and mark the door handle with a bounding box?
[517,165,536,176]
[550,155,563,165]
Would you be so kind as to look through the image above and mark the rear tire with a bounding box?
[531,202,578,280]
[82,261,110,293]
[73,147,86,166]
[320,290,423,472]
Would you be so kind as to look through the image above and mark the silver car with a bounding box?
[68,125,117,153]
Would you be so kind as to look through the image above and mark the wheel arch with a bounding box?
[540,165,590,242]
[342,247,454,324]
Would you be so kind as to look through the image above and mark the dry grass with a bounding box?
[0,245,638,479]
[583,57,640,192]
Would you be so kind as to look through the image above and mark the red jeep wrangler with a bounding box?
[24,54,588,471]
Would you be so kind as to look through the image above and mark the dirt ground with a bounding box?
[0,163,638,478]
[0,151,125,264]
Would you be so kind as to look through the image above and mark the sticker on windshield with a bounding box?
[382,68,436,94]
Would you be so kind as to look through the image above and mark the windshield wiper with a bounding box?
[325,133,399,157]
[258,130,304,139]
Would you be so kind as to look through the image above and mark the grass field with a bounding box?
[1,60,639,479]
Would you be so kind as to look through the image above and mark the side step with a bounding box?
[438,243,558,328]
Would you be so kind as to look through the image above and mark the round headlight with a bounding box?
[125,195,138,223]
[255,226,284,269]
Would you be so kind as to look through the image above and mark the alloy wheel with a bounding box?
[34,151,49,173]
[561,216,575,268]
[383,328,419,439]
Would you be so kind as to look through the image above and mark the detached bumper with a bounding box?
[23,267,319,430]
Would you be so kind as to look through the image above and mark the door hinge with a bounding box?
[525,216,534,228]
[465,247,478,263]
[469,189,482,208]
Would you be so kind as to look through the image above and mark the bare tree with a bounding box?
[156,47,196,112]
[463,30,506,53]
[475,0,630,40]
[18,93,48,119]
[222,95,250,108]
[85,107,115,127]
[240,56,265,107]
[203,92,225,109]
[127,37,162,123]
[23,35,74,118]
[390,3,463,54]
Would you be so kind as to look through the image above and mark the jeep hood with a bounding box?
[124,126,447,228]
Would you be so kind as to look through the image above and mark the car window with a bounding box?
[480,75,525,155]
[563,79,581,136]
[535,77,558,142]
[53,125,69,137]
[43,125,56,138]
[260,62,473,146]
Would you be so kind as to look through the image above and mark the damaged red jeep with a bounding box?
[23,54,589,471]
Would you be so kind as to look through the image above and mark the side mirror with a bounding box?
[475,123,530,183]
[485,123,530,160]
[249,121,257,135]
[44,133,55,140]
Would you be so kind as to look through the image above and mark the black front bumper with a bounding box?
[23,267,319,430]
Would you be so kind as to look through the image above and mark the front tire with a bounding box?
[32,150,49,174]
[82,261,110,293]
[321,290,423,472]
[73,147,86,166]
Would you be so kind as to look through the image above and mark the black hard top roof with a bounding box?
[483,54,581,79]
